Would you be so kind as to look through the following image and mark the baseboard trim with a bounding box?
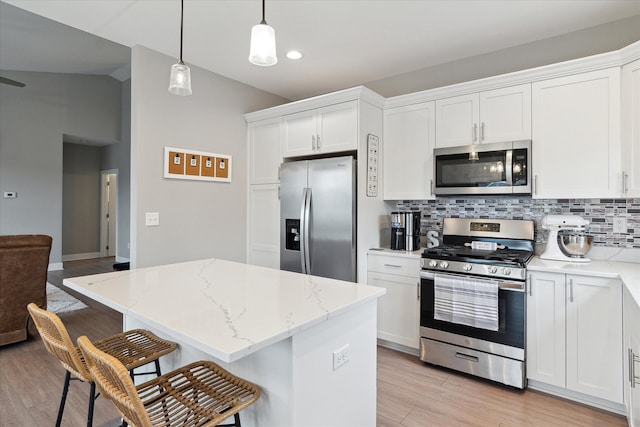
[62,252,101,262]
[377,338,420,357]
[527,379,625,416]
[48,262,63,271]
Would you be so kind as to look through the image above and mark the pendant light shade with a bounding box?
[169,61,192,96]
[249,0,277,66]
[169,0,192,96]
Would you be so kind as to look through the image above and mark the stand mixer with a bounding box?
[540,215,592,263]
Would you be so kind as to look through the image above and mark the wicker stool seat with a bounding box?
[27,303,178,427]
[78,335,260,427]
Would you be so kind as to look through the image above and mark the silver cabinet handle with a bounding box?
[631,348,640,388]
[623,172,628,194]
[455,352,479,362]
[528,274,532,296]
[383,263,402,268]
[569,278,574,303]
[534,175,538,195]
[473,123,478,142]
[311,135,316,150]
[316,134,321,150]
[430,179,434,195]
[417,281,420,300]
[480,122,485,141]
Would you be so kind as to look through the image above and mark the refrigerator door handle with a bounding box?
[303,188,312,274]
[299,188,308,274]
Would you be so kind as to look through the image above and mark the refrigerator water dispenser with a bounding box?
[285,219,301,251]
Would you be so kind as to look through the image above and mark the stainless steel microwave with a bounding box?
[433,140,531,196]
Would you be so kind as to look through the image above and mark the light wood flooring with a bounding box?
[0,257,629,426]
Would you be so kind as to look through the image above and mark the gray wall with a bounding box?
[130,46,287,268]
[0,71,121,266]
[366,16,640,98]
[101,79,131,260]
[62,143,101,256]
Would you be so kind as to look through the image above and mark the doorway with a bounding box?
[100,170,118,258]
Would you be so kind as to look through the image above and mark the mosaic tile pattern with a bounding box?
[396,198,640,248]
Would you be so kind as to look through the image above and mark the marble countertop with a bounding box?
[63,258,385,363]
[368,247,423,258]
[528,257,640,308]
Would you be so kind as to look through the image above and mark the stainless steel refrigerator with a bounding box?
[280,156,356,282]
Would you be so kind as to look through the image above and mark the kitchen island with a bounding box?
[63,258,385,427]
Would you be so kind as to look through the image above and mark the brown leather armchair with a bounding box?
[0,234,52,346]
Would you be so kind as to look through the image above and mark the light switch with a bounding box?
[145,212,160,226]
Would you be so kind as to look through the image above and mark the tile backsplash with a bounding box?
[395,198,640,249]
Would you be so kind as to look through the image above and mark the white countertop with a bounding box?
[528,257,640,307]
[63,258,385,363]
[368,247,423,258]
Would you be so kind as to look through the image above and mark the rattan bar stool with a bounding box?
[78,335,260,427]
[27,303,178,427]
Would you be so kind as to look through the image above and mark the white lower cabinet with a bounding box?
[247,184,280,269]
[367,253,420,350]
[624,286,640,427]
[527,271,623,406]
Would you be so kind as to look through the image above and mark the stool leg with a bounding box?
[87,381,96,427]
[234,413,241,427]
[154,359,161,376]
[55,371,71,427]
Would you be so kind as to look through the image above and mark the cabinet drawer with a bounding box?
[367,254,420,277]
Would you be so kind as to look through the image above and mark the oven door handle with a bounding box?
[420,271,525,291]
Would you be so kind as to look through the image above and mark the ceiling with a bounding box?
[1,0,639,101]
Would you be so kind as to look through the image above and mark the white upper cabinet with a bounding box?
[248,117,281,184]
[435,84,531,148]
[282,101,358,157]
[531,68,621,198]
[383,102,435,200]
[622,59,640,197]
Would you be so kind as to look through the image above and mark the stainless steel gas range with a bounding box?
[419,217,535,389]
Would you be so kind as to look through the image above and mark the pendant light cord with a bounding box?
[179,0,184,64]
[261,0,267,25]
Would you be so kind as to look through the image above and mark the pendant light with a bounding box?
[249,0,277,66]
[169,0,192,96]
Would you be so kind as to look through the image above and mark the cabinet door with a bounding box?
[532,68,621,198]
[248,118,281,184]
[435,93,479,147]
[368,270,419,349]
[479,84,531,144]
[622,59,640,197]
[527,272,566,387]
[383,102,435,200]
[566,275,623,403]
[283,109,316,157]
[247,184,280,269]
[624,287,640,427]
[317,101,358,153]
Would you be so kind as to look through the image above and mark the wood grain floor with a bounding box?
[0,257,629,426]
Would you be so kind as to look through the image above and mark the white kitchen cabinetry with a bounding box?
[622,59,640,198]
[527,271,623,406]
[282,101,358,157]
[247,118,281,268]
[383,102,435,200]
[531,68,621,198]
[434,84,531,148]
[624,287,640,427]
[367,252,420,350]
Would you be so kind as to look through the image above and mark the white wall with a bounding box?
[130,46,287,268]
[0,70,121,266]
[366,15,640,98]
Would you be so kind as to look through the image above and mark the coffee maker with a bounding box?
[390,211,421,251]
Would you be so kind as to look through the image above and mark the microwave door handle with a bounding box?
[505,150,513,185]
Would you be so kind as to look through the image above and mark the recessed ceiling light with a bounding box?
[286,50,303,60]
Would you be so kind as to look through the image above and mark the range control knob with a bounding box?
[488,266,498,274]
[463,264,472,272]
[428,260,438,268]
[439,261,449,269]
[502,268,511,276]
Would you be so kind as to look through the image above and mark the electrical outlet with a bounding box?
[613,217,626,233]
[333,344,350,370]
[145,212,160,227]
